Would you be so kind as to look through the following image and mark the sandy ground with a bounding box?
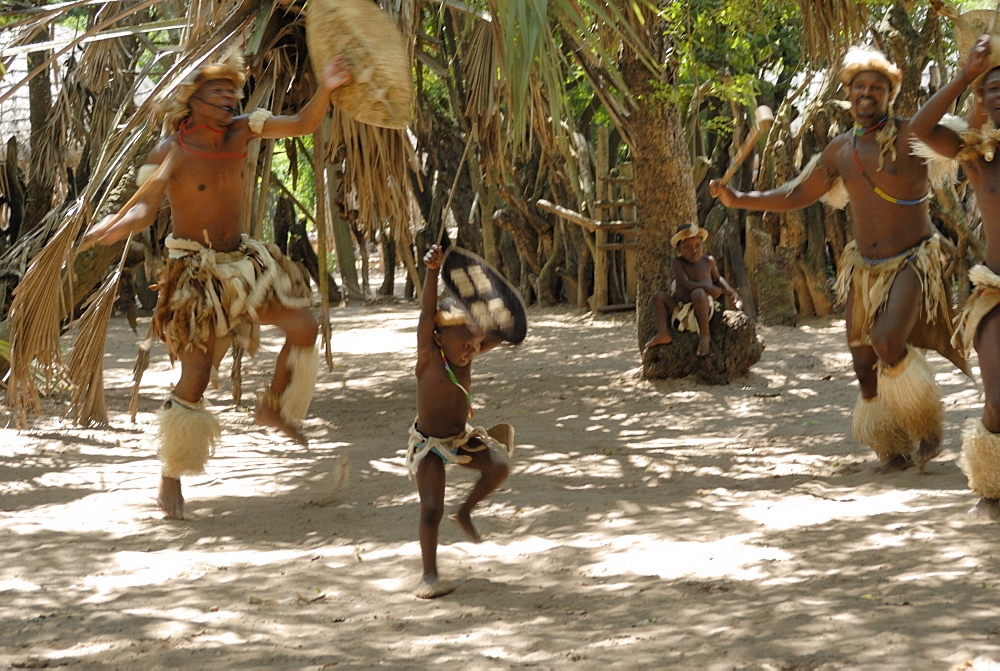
[2,301,1000,670]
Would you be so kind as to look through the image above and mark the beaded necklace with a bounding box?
[440,348,473,419]
[851,130,928,206]
[853,116,888,136]
[178,118,247,159]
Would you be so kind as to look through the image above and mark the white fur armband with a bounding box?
[908,114,966,188]
[136,164,157,187]
[776,154,849,210]
[248,108,273,135]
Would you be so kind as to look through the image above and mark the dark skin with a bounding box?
[80,57,352,519]
[643,236,739,356]
[414,244,511,597]
[710,68,936,474]
[910,34,1000,518]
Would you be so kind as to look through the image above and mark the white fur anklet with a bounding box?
[959,418,1000,499]
[157,394,221,478]
[279,345,318,422]
[851,393,912,462]
[877,347,943,448]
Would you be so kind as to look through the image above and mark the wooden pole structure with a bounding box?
[620,162,637,304]
[593,127,609,311]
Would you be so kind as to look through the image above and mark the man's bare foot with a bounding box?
[450,510,482,543]
[157,476,184,519]
[971,498,1000,521]
[643,332,672,350]
[414,576,457,599]
[873,454,912,475]
[914,437,943,471]
[255,402,308,446]
[696,333,710,357]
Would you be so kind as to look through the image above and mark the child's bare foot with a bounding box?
[971,497,1000,521]
[157,476,184,519]
[873,454,912,475]
[255,402,308,446]
[450,510,482,542]
[914,437,943,471]
[643,332,672,350]
[696,333,711,357]
[414,575,457,599]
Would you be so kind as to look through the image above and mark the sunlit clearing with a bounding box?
[741,490,919,530]
[81,547,355,596]
[369,457,408,475]
[519,455,622,479]
[455,535,560,558]
[629,436,737,450]
[328,327,413,355]
[0,578,41,591]
[50,642,118,659]
[396,535,560,562]
[581,534,789,580]
[194,631,246,646]
[372,577,411,592]
[785,388,818,399]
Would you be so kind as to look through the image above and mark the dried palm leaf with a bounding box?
[6,1,261,426]
[65,248,130,427]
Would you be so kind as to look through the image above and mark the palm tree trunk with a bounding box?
[621,58,696,354]
[23,20,54,235]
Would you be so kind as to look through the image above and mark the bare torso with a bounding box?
[157,119,253,252]
[962,157,1000,274]
[674,255,717,302]
[826,119,936,259]
[416,353,473,438]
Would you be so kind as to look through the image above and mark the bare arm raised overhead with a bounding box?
[910,33,992,158]
[254,56,352,139]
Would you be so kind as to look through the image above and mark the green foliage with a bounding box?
[660,0,804,111]
[417,65,452,124]
[271,136,316,208]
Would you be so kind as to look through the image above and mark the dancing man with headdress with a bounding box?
[80,54,352,518]
[911,33,1000,518]
[710,46,968,475]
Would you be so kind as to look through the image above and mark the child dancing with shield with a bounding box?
[407,244,514,598]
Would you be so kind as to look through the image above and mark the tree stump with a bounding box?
[642,309,764,384]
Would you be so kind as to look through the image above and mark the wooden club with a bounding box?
[718,105,774,187]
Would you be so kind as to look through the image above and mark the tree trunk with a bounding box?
[378,230,396,297]
[327,170,362,300]
[745,221,797,326]
[22,26,54,235]
[625,45,762,382]
[643,310,764,384]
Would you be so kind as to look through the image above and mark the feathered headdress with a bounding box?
[838,46,902,171]
[838,46,902,106]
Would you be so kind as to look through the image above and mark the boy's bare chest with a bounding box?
[679,257,711,280]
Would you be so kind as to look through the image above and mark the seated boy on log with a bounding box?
[407,244,514,599]
[644,223,741,356]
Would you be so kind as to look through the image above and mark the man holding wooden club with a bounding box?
[710,47,967,475]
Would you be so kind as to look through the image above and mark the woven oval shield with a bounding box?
[306,0,412,129]
[440,247,527,345]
